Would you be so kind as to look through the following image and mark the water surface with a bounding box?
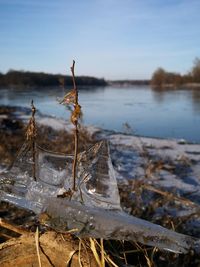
[0,85,200,142]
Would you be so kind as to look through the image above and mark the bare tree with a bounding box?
[192,57,200,83]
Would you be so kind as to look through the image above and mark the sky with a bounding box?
[0,0,200,80]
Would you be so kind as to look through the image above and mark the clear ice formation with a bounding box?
[0,140,199,254]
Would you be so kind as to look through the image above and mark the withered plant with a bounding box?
[60,60,81,191]
[26,100,37,181]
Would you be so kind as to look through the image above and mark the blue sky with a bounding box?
[0,0,200,79]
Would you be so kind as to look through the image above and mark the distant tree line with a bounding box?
[0,70,107,88]
[151,58,200,87]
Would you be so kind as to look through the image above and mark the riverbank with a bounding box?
[1,106,200,230]
[0,70,107,88]
[151,82,200,89]
[1,106,200,266]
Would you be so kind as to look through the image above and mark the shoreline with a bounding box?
[1,106,200,265]
[1,81,200,89]
[151,82,200,89]
[1,104,199,145]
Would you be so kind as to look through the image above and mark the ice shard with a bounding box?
[43,197,200,254]
[0,141,121,211]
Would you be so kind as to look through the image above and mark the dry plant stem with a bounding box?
[0,218,28,235]
[71,60,79,191]
[0,232,13,240]
[35,227,42,267]
[73,124,79,191]
[32,141,36,181]
[31,100,37,181]
[143,184,198,208]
